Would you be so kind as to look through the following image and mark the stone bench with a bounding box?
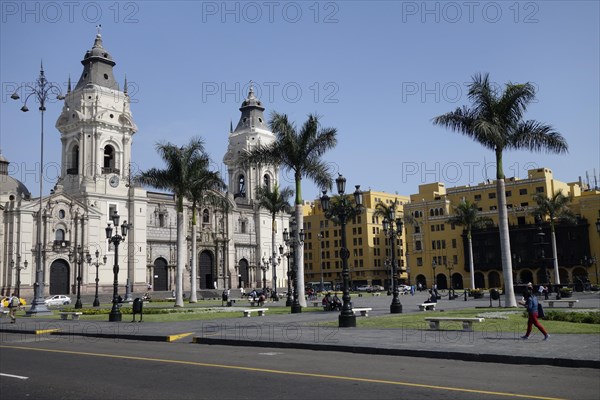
[59,312,83,320]
[418,303,437,311]
[425,317,484,332]
[544,299,579,308]
[243,308,268,317]
[312,301,321,307]
[352,307,372,317]
[248,300,265,307]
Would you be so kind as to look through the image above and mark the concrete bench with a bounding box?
[418,303,437,311]
[544,299,579,308]
[352,307,372,317]
[425,317,484,332]
[312,301,321,307]
[0,310,8,318]
[243,308,268,317]
[248,300,265,307]
[59,312,83,320]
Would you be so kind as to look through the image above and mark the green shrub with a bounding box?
[524,310,600,324]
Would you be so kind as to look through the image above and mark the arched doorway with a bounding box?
[199,250,214,289]
[488,271,501,289]
[436,274,447,290]
[50,260,70,295]
[239,259,249,288]
[153,258,169,291]
[474,272,485,289]
[558,268,569,285]
[536,268,550,284]
[520,270,534,285]
[415,274,427,290]
[451,273,464,289]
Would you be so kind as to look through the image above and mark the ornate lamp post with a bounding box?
[432,259,437,290]
[86,250,107,307]
[318,232,325,292]
[382,213,403,313]
[279,244,293,306]
[283,219,305,313]
[10,255,28,297]
[261,256,270,290]
[446,262,455,299]
[69,245,86,309]
[11,63,64,316]
[320,174,364,328]
[105,211,129,322]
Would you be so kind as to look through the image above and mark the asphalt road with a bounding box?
[1,335,598,400]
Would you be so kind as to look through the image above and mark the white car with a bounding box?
[356,285,371,292]
[45,295,71,306]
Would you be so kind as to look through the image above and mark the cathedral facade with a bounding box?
[0,34,289,298]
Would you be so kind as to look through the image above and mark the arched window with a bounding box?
[69,145,79,175]
[55,229,65,241]
[202,209,210,224]
[430,209,434,217]
[237,174,246,197]
[103,145,115,173]
[263,174,271,190]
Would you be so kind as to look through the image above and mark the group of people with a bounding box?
[322,292,342,311]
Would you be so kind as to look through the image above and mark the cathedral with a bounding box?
[0,33,289,298]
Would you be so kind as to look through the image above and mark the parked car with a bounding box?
[1,296,27,307]
[356,285,371,292]
[367,285,384,292]
[44,295,71,306]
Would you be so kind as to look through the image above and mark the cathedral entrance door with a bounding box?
[153,258,169,291]
[50,260,70,295]
[199,251,214,289]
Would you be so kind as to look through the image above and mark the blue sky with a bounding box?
[1,1,599,200]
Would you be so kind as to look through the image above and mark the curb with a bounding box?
[192,337,600,369]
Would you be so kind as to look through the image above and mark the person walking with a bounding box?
[520,286,549,340]
[8,292,20,323]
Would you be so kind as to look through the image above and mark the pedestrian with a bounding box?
[519,286,549,340]
[8,292,20,323]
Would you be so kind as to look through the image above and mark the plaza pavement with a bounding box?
[1,291,599,369]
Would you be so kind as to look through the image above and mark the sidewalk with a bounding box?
[2,292,599,369]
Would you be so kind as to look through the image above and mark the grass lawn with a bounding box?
[317,308,600,334]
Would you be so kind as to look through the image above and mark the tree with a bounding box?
[239,112,337,307]
[447,199,492,290]
[186,159,226,302]
[433,73,568,306]
[532,189,576,285]
[254,183,293,297]
[137,137,218,307]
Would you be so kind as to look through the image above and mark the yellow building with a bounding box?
[404,168,600,289]
[302,191,410,290]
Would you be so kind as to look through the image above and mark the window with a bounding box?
[103,145,115,171]
[519,188,528,195]
[263,174,271,190]
[474,194,481,201]
[452,238,457,248]
[506,190,512,197]
[415,241,422,251]
[536,186,544,193]
[240,220,247,233]
[55,229,65,241]
[202,209,209,224]
[237,175,246,197]
[488,192,496,199]
[58,209,65,219]
[417,257,423,266]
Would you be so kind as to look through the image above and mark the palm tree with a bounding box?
[373,199,401,292]
[447,199,492,290]
[254,183,293,298]
[433,73,568,306]
[186,160,226,302]
[137,137,216,308]
[532,189,576,285]
[239,112,337,306]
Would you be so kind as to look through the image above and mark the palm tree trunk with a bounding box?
[295,204,307,307]
[175,210,185,307]
[467,233,475,290]
[550,227,560,285]
[190,210,198,303]
[496,178,517,307]
[272,217,277,296]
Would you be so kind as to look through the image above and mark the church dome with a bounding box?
[0,154,31,200]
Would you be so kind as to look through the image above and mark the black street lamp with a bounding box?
[320,174,364,328]
[446,262,455,299]
[69,245,86,309]
[105,211,129,322]
[261,256,270,290]
[11,63,64,316]
[283,219,305,313]
[432,259,437,290]
[86,250,107,307]
[318,232,325,293]
[382,212,403,313]
[10,255,28,298]
[279,244,293,306]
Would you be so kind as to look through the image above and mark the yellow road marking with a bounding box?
[34,329,60,335]
[166,332,193,342]
[0,345,566,400]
